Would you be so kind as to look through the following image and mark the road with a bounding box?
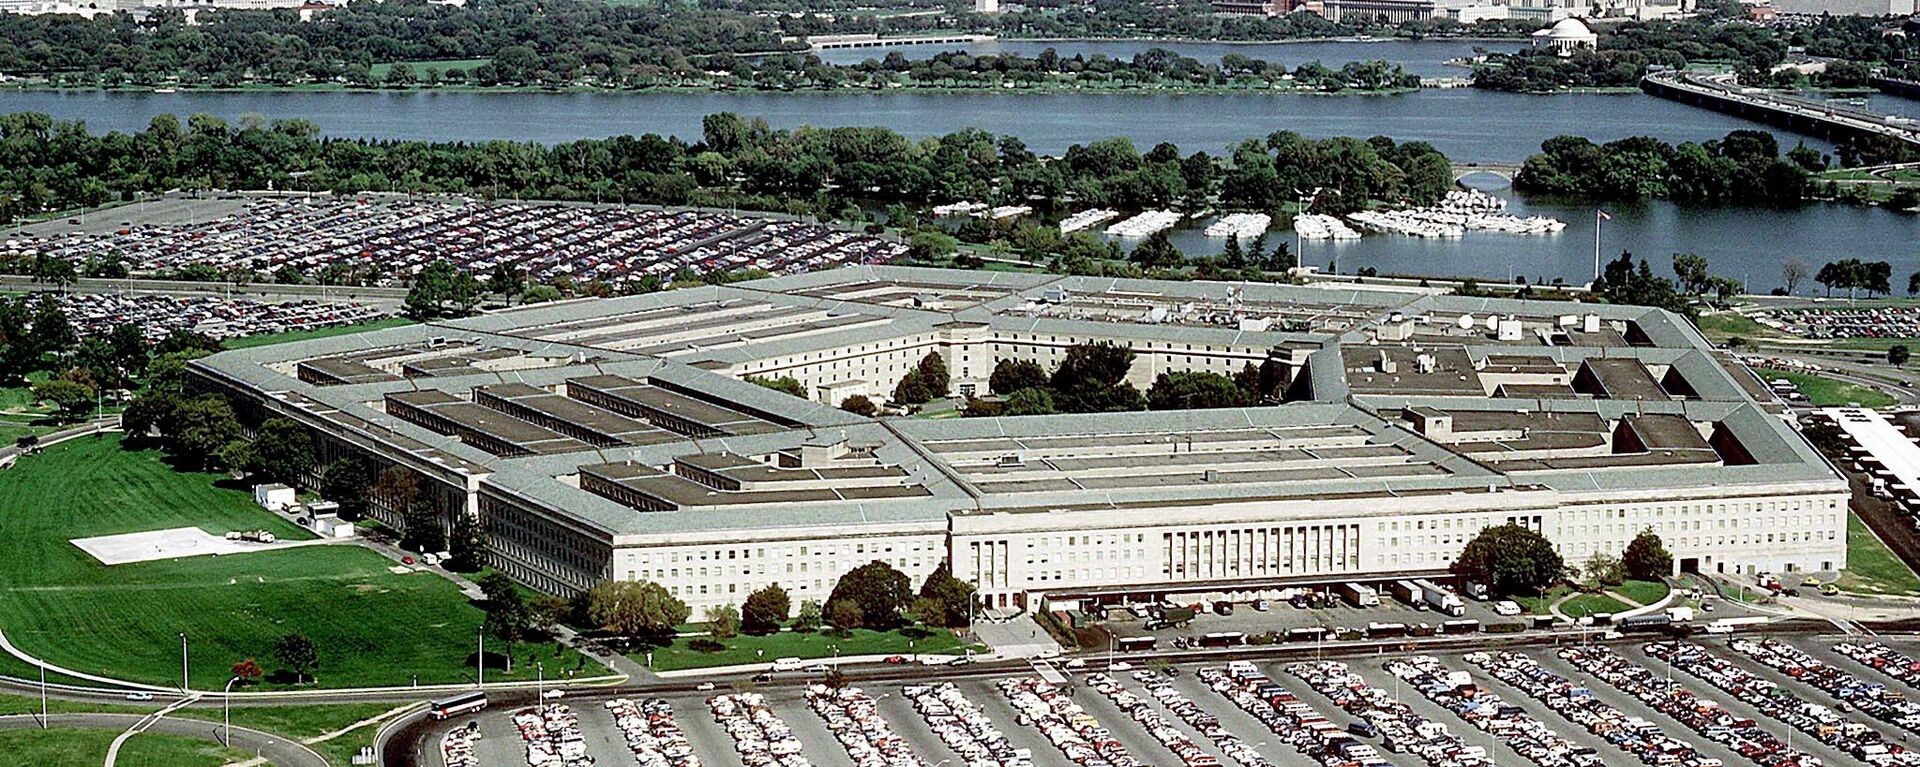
[0,712,328,767]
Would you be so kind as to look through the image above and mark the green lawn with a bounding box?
[1513,585,1571,615]
[1827,337,1920,352]
[0,728,246,767]
[1559,592,1630,619]
[1754,367,1897,408]
[1610,579,1670,607]
[0,693,401,766]
[637,627,974,672]
[1836,512,1920,596]
[221,318,414,350]
[0,435,603,690]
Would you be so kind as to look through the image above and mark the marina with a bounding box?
[1058,208,1119,233]
[1290,213,1361,241]
[1105,209,1183,238]
[1203,212,1272,239]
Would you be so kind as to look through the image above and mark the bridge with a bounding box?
[1642,70,1920,147]
[1450,162,1523,183]
[1872,75,1920,101]
[804,33,994,51]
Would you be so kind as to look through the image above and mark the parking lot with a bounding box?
[424,633,1920,767]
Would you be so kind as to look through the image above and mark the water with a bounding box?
[810,38,1518,78]
[2,37,1913,291]
[0,88,1829,162]
[1147,178,1920,290]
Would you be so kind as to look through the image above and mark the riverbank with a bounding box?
[0,81,1424,96]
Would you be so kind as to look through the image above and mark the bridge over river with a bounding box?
[1642,70,1920,148]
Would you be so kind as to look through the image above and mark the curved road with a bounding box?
[0,713,328,767]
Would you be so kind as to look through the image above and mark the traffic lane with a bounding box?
[460,700,533,767]
[670,696,749,767]
[1525,646,1756,767]
[958,677,1079,767]
[1104,671,1234,765]
[871,681,967,767]
[0,712,327,767]
[574,700,643,767]
[1613,641,1862,767]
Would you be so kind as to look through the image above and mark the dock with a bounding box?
[1641,70,1920,147]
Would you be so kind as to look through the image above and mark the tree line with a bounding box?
[1515,130,1813,204]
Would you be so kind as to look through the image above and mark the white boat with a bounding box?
[1204,212,1272,239]
[1105,210,1182,238]
[1059,209,1119,233]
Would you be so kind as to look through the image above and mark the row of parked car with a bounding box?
[805,684,923,767]
[996,676,1143,767]
[603,698,699,767]
[1119,669,1272,767]
[1083,671,1232,767]
[1647,641,1920,766]
[1199,662,1389,767]
[54,292,388,344]
[710,692,812,767]
[1558,645,1816,767]
[1287,660,1492,767]
[1835,642,1920,692]
[902,682,1032,767]
[1386,654,1599,767]
[513,704,592,767]
[1729,638,1920,738]
[1467,650,1711,767]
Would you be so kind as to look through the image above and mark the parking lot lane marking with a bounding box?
[670,695,750,767]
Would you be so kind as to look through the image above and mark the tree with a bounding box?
[838,394,877,417]
[479,571,529,672]
[403,260,483,319]
[31,253,77,291]
[1002,386,1057,416]
[704,604,741,640]
[1782,257,1810,296]
[1147,371,1253,410]
[746,375,807,399]
[914,352,950,399]
[1050,342,1144,413]
[584,580,689,638]
[826,560,913,630]
[231,658,263,685]
[989,359,1048,396]
[1893,345,1913,368]
[824,598,864,631]
[244,418,314,487]
[1451,524,1565,599]
[32,377,94,422]
[1621,529,1673,582]
[1581,551,1624,588]
[1671,252,1711,296]
[793,599,823,632]
[490,263,526,303]
[274,633,319,684]
[317,455,377,521]
[892,371,933,405]
[917,561,975,628]
[446,511,487,572]
[741,583,791,635]
[170,395,244,470]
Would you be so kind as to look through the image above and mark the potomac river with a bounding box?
[3,38,1916,288]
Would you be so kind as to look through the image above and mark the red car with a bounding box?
[883,656,906,664]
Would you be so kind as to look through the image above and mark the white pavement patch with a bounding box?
[71,526,296,565]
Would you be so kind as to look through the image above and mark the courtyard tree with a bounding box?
[989,359,1048,396]
[704,604,741,640]
[916,561,976,628]
[838,394,877,417]
[584,580,689,640]
[1452,523,1565,599]
[826,560,913,630]
[1622,528,1675,581]
[741,583,791,635]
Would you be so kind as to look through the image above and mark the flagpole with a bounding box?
[1592,209,1603,283]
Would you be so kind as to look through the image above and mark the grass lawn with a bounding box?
[637,627,975,672]
[1836,512,1920,596]
[1695,312,1791,344]
[221,318,414,350]
[1754,367,1896,408]
[0,693,400,766]
[0,434,604,690]
[1610,579,1670,607]
[1513,585,1571,615]
[1559,592,1630,619]
[0,728,246,767]
[1827,337,1920,352]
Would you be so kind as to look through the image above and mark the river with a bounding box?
[1,38,1914,290]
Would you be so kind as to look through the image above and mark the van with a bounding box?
[1349,721,1379,738]
[771,657,804,671]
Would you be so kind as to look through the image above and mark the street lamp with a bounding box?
[535,662,545,709]
[179,633,190,692]
[223,676,241,746]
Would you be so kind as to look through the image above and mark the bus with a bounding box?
[428,691,488,721]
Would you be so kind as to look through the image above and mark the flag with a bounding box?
[1597,210,1613,221]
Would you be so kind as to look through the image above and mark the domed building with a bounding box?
[1532,18,1598,56]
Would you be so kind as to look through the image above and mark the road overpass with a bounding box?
[1642,70,1920,147]
[1450,162,1523,183]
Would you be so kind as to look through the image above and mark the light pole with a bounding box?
[179,633,189,692]
[38,664,46,729]
[223,676,241,746]
[831,645,841,670]
[477,630,485,687]
[1106,633,1115,670]
[535,662,544,709]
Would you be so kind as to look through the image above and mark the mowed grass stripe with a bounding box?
[0,435,599,689]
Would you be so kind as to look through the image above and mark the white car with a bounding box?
[1494,600,1522,616]
[541,689,565,699]
[124,692,155,702]
[1107,662,1134,672]
[1064,658,1088,669]
[694,682,716,691]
